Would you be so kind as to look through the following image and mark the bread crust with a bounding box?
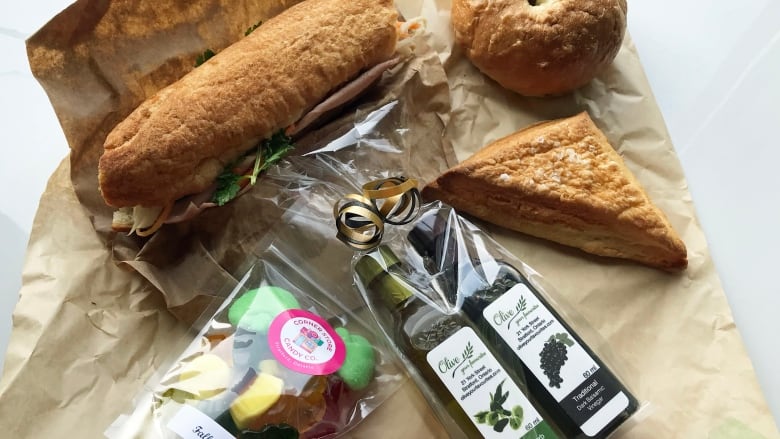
[99,0,397,207]
[422,112,688,270]
[451,0,627,96]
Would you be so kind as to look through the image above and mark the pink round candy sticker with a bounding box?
[267,309,346,375]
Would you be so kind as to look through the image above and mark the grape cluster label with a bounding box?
[484,284,629,435]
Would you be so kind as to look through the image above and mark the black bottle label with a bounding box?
[483,284,630,436]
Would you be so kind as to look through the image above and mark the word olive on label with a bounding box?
[427,327,555,438]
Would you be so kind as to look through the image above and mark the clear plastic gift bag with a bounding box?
[351,202,646,439]
[105,220,406,438]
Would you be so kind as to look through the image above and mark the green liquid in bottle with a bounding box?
[357,246,562,439]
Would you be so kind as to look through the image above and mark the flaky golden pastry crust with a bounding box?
[451,0,627,96]
[99,0,397,207]
[423,112,688,270]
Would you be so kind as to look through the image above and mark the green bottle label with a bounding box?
[426,327,558,438]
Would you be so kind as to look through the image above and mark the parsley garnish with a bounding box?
[196,20,261,68]
[195,49,215,67]
[211,131,294,206]
[257,131,295,176]
[245,21,263,36]
[212,172,243,206]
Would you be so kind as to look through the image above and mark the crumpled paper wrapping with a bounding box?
[1,0,778,437]
[24,0,454,324]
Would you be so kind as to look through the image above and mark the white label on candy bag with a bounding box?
[167,404,233,439]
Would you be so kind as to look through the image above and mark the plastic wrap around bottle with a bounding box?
[354,203,643,439]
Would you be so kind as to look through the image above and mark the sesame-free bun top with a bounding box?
[451,0,627,96]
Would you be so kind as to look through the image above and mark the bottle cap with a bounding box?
[407,210,443,259]
[407,210,460,283]
[355,246,413,306]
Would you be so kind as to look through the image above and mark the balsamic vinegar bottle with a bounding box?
[356,246,562,439]
[407,211,639,439]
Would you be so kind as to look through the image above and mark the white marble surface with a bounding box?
[1,0,778,430]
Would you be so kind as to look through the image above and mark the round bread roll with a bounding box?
[451,0,627,96]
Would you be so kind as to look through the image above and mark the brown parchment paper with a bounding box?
[1,0,778,438]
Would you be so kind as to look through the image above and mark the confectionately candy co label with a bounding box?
[483,283,630,436]
[267,309,346,375]
[426,326,558,438]
[167,404,233,439]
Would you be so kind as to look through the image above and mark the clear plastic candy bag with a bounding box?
[106,221,405,439]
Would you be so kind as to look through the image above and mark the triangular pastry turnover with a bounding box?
[423,112,687,270]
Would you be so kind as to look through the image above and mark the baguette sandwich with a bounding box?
[423,112,688,270]
[99,0,420,235]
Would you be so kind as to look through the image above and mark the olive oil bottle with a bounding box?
[356,247,562,439]
[407,211,639,439]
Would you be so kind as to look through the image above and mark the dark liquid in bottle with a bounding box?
[408,211,639,439]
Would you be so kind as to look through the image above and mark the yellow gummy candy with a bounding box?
[229,373,284,429]
[259,359,283,377]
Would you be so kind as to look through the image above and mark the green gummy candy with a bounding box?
[228,287,300,333]
[335,327,375,390]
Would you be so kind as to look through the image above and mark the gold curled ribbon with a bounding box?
[334,177,421,250]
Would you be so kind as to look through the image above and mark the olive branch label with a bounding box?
[451,342,474,378]
[473,380,524,433]
[506,295,528,329]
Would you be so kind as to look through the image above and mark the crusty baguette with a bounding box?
[422,112,688,270]
[99,0,397,207]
